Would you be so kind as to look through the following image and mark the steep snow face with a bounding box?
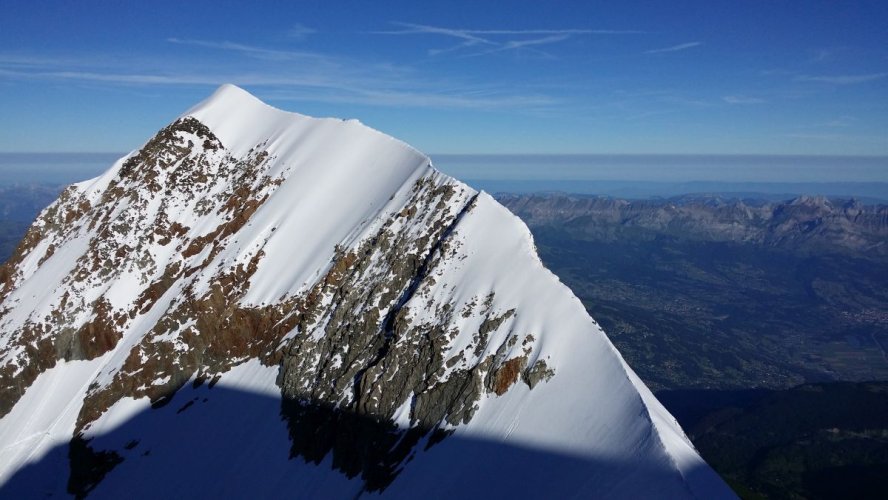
[0,85,734,498]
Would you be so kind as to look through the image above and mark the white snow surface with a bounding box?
[0,84,734,498]
[0,357,108,489]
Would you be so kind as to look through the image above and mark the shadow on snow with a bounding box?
[2,382,726,499]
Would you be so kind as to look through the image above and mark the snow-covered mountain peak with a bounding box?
[185,84,422,165]
[185,83,268,116]
[0,86,734,498]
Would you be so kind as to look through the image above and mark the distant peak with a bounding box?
[790,194,831,208]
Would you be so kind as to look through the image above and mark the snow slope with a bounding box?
[0,84,734,498]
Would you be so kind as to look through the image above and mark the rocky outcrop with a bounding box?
[0,117,287,419]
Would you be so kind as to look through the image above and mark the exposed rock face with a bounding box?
[498,193,888,256]
[0,85,734,499]
[0,117,287,421]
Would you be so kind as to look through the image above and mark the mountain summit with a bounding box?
[0,85,733,498]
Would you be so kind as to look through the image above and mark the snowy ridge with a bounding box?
[185,84,434,303]
[0,85,734,498]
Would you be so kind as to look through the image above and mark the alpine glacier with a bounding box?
[0,84,735,498]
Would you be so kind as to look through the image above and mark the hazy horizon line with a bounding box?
[2,152,887,159]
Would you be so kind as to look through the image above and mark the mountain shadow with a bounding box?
[1,381,727,499]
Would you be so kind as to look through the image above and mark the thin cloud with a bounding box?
[809,48,839,63]
[660,95,712,107]
[0,43,558,111]
[264,87,557,110]
[167,38,328,62]
[287,23,316,39]
[380,22,497,56]
[375,22,642,36]
[0,53,94,68]
[378,23,490,40]
[784,133,847,141]
[375,22,642,57]
[723,95,765,104]
[624,109,677,121]
[795,72,888,84]
[499,34,571,50]
[468,29,643,35]
[818,116,856,128]
[759,68,796,77]
[0,67,333,87]
[465,34,572,58]
[782,132,881,143]
[376,23,642,36]
[645,42,702,54]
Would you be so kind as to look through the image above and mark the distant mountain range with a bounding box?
[497,192,888,391]
[499,192,888,257]
[466,179,888,203]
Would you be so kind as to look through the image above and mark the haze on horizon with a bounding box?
[1,1,887,159]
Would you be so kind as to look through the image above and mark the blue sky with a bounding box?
[1,1,886,155]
